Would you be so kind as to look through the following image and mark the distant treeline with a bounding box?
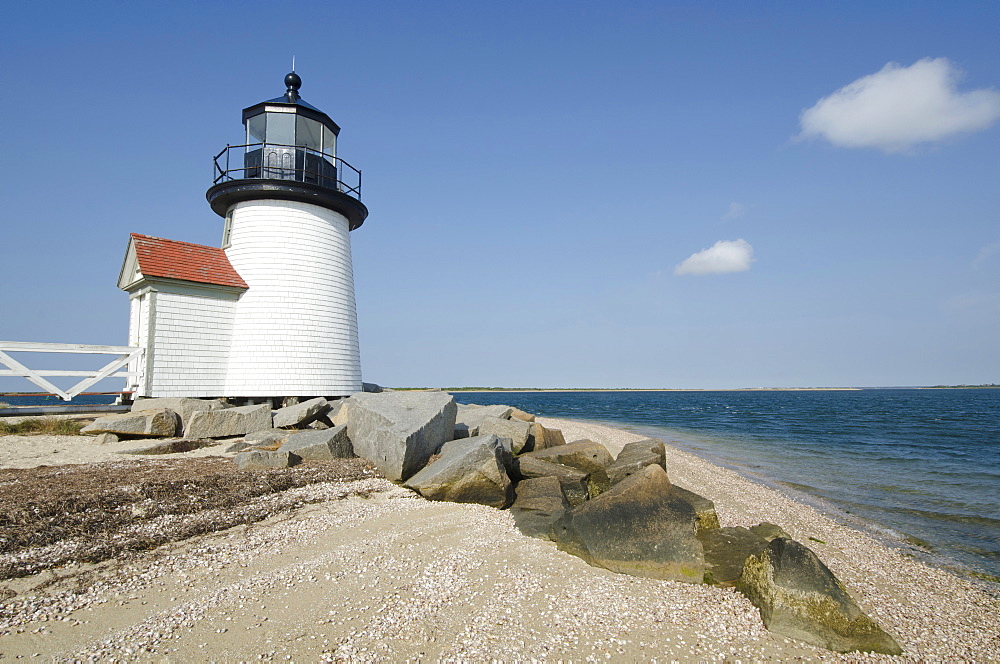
[924,384,999,389]
[389,387,622,392]
[389,387,690,392]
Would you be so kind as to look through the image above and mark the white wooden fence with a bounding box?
[0,341,143,402]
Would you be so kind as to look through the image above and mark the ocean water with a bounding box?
[452,389,1000,579]
[0,394,118,407]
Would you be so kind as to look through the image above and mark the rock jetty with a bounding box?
[80,391,901,655]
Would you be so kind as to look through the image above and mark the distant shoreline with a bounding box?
[439,387,864,392]
[3,385,996,401]
[393,385,999,392]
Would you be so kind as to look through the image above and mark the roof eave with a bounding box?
[120,274,248,295]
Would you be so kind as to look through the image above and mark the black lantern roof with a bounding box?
[240,72,341,136]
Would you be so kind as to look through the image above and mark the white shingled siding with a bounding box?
[223,199,362,396]
[146,289,238,397]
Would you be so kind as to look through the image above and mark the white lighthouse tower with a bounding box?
[120,72,367,401]
[206,72,368,398]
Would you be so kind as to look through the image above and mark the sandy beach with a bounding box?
[0,416,997,661]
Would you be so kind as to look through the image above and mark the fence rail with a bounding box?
[0,342,143,402]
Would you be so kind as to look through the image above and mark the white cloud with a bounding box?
[721,202,747,221]
[798,58,1000,153]
[675,239,754,276]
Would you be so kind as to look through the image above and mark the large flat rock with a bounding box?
[279,425,354,460]
[522,440,614,475]
[737,538,902,654]
[453,404,514,438]
[186,404,273,439]
[672,485,721,534]
[521,440,613,495]
[272,397,330,429]
[244,428,294,449]
[551,464,704,583]
[130,398,229,435]
[699,524,788,586]
[82,409,180,437]
[329,399,349,427]
[529,422,565,451]
[441,435,514,474]
[510,476,569,540]
[477,416,532,454]
[346,392,457,481]
[404,433,511,508]
[509,407,535,422]
[514,455,591,506]
[234,449,301,470]
[607,438,665,485]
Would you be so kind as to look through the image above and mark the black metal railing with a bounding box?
[212,143,362,199]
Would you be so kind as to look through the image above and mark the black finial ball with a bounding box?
[285,72,302,91]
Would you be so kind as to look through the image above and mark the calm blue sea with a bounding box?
[453,389,1000,579]
[0,394,119,407]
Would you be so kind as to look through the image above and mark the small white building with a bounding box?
[120,73,369,401]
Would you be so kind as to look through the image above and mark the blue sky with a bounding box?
[2,0,998,390]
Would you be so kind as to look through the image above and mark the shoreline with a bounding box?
[454,385,1000,585]
[539,417,1000,655]
[0,416,997,659]
[574,416,974,578]
[562,415,1000,584]
[437,387,867,392]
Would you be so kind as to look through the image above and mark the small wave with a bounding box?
[776,480,822,494]
[893,508,1000,529]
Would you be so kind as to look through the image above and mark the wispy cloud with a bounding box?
[973,241,1000,269]
[675,239,755,276]
[721,203,747,222]
[945,291,1000,315]
[798,58,1000,153]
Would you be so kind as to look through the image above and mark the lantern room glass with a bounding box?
[239,105,341,189]
[322,126,336,157]
[296,116,322,151]
[247,113,266,143]
[265,113,295,145]
[244,110,335,152]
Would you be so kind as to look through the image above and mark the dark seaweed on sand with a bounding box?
[0,457,380,581]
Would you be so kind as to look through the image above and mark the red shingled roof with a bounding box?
[130,233,248,289]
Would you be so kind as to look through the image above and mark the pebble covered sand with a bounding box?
[0,417,997,660]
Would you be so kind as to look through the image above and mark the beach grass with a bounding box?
[0,417,84,436]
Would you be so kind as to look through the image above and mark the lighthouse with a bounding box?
[119,73,367,401]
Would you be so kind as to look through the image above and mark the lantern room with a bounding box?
[241,72,339,188]
[207,72,366,230]
[244,73,339,151]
